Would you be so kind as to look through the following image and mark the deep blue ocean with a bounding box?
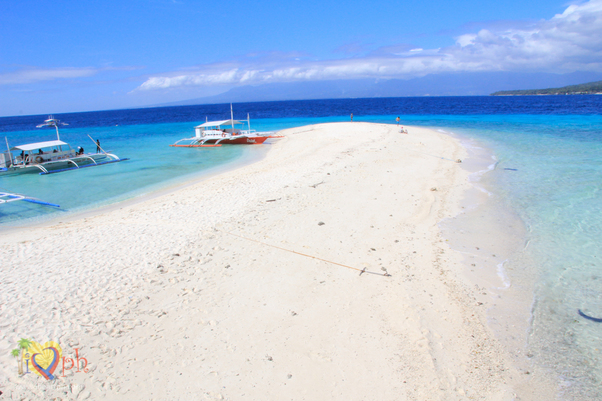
[2,96,602,398]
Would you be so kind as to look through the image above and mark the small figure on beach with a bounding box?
[396,117,400,125]
[350,113,354,121]
[96,139,101,153]
[400,126,408,134]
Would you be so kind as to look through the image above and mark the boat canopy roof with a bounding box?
[195,119,243,129]
[12,140,68,151]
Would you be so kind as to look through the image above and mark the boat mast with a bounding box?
[230,103,234,132]
[5,137,13,166]
[247,113,251,133]
[50,115,61,141]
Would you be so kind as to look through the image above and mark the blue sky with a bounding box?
[1,0,598,116]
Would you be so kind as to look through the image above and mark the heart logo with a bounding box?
[26,341,62,380]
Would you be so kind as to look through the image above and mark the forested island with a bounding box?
[491,80,602,96]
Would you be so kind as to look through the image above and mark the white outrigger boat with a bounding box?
[170,107,282,148]
[0,117,129,176]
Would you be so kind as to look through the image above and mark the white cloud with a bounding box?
[135,0,602,91]
[0,67,99,85]
[451,0,602,72]
[136,69,244,90]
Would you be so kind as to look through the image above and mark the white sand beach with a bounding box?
[0,122,550,400]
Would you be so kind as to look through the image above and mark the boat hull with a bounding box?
[207,136,269,145]
[170,136,270,147]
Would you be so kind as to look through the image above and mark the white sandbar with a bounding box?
[0,122,549,400]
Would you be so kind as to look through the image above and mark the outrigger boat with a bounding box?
[170,107,282,148]
[0,191,60,208]
[0,117,129,176]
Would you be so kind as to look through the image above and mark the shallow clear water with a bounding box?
[397,114,602,399]
[2,97,602,398]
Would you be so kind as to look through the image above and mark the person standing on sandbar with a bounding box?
[96,139,101,153]
[350,113,353,121]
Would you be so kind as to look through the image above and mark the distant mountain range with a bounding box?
[491,80,602,96]
[155,71,602,107]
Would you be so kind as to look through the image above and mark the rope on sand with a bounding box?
[216,229,391,277]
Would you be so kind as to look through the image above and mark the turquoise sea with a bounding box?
[1,97,602,399]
